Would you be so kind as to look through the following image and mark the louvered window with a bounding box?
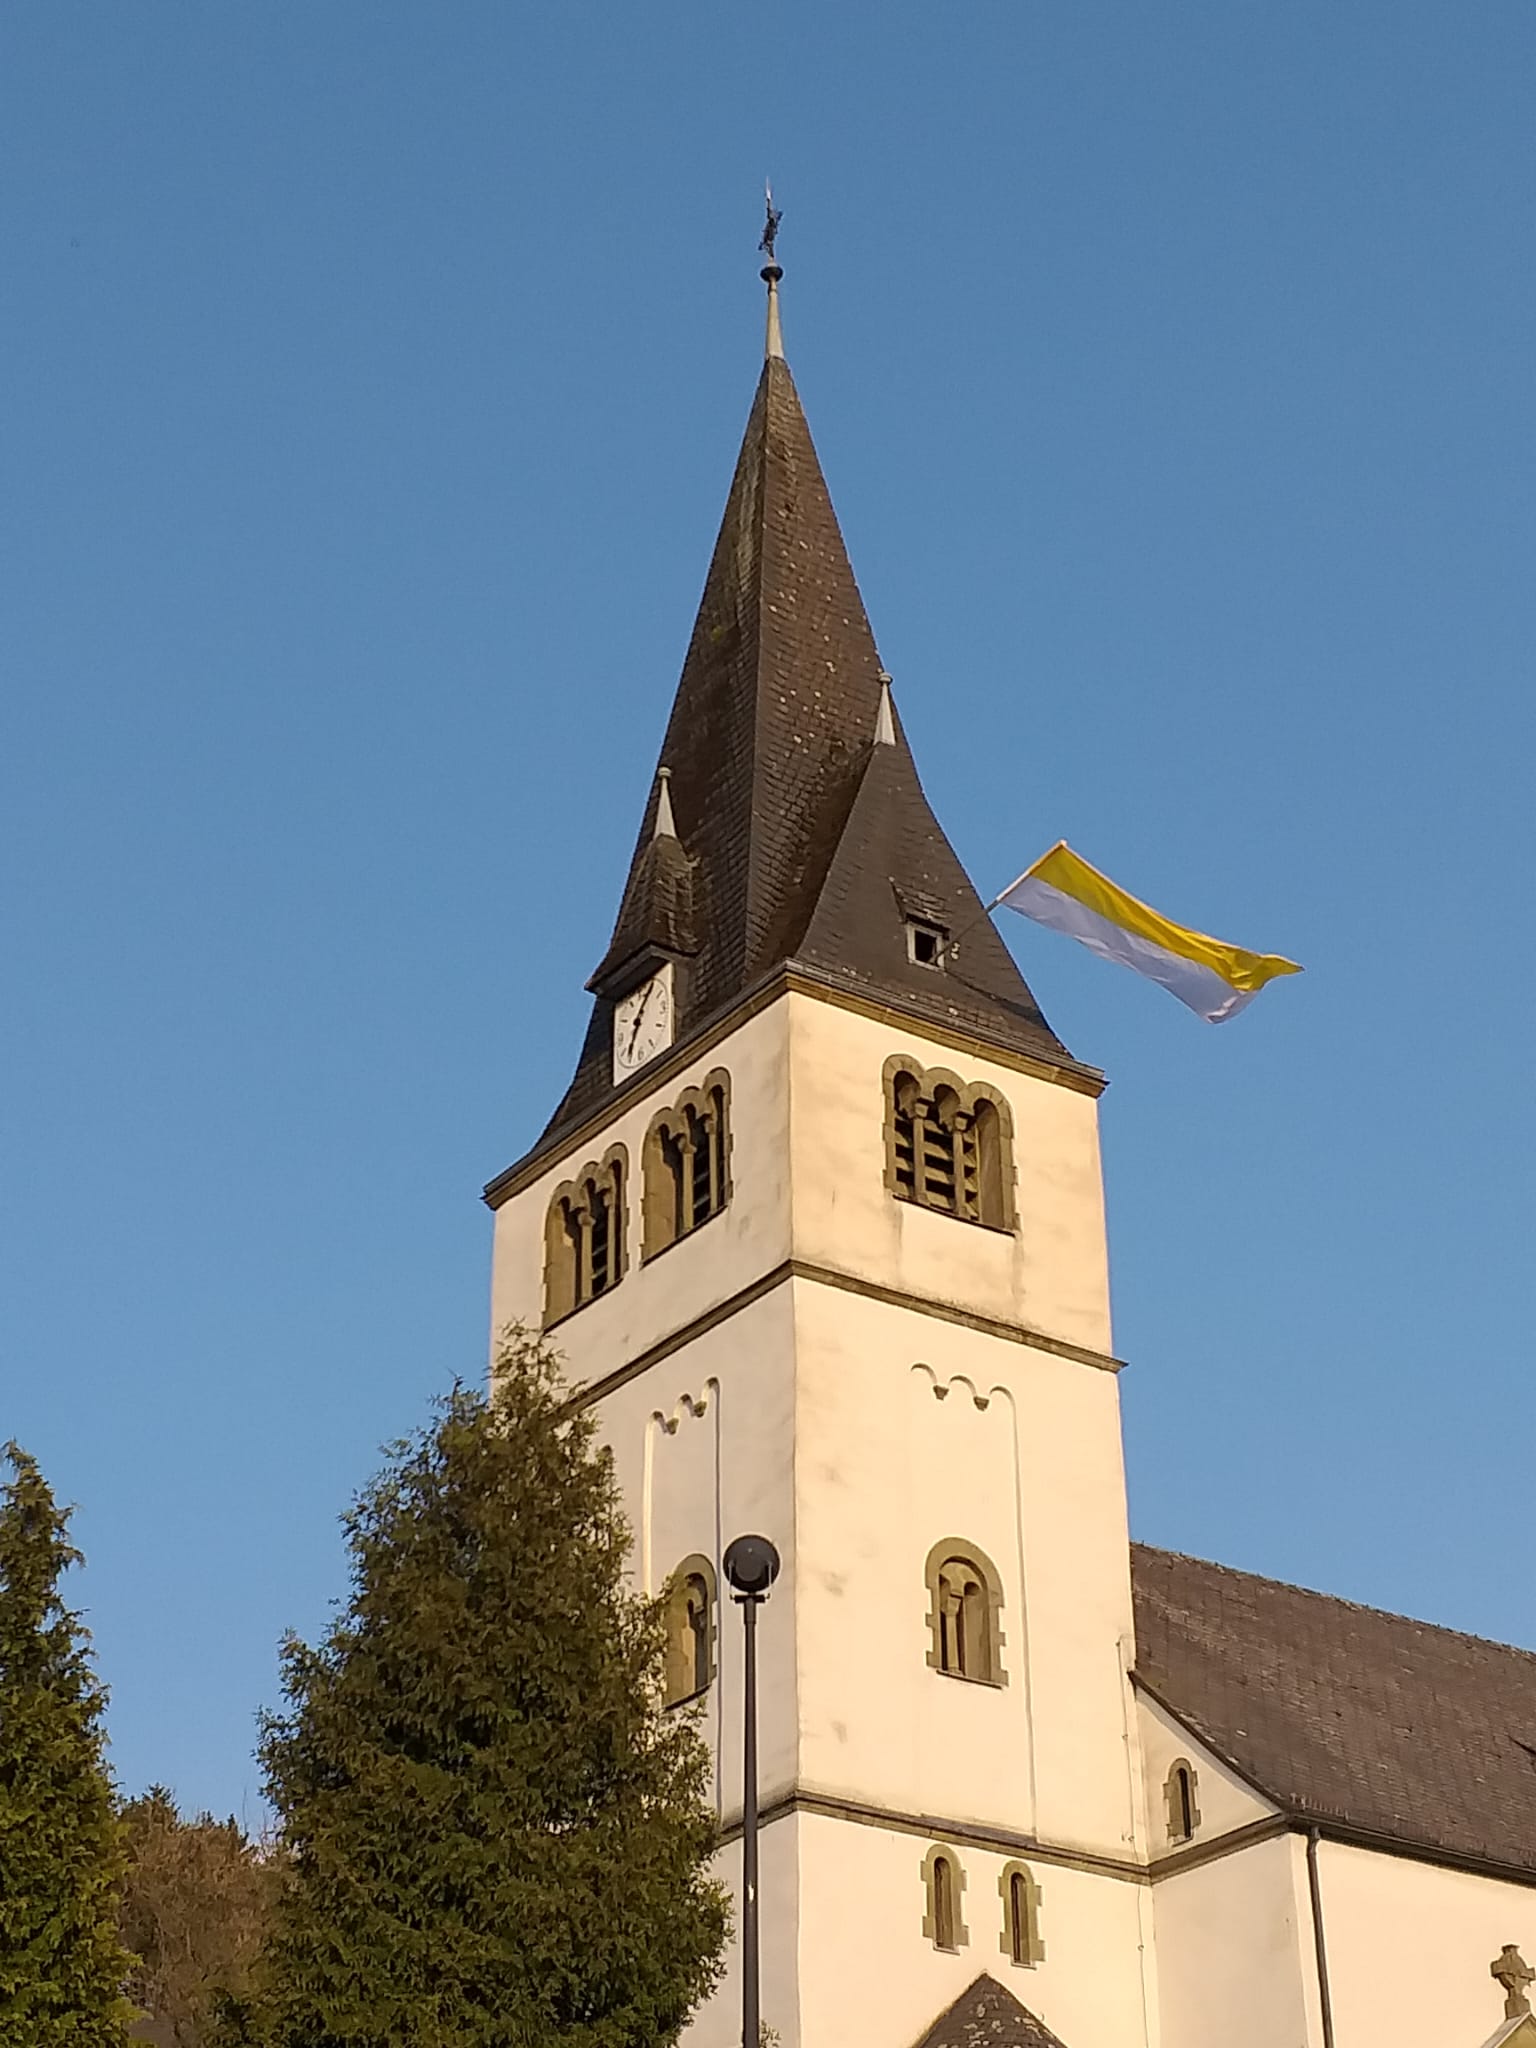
[544,1150,628,1326]
[643,1073,732,1260]
[886,1062,1013,1230]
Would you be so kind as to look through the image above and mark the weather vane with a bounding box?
[759,181,783,266]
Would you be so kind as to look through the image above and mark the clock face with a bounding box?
[612,969,674,1081]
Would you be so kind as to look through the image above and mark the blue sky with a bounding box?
[4,3,1532,1822]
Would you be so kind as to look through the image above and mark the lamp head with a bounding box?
[724,1533,781,1598]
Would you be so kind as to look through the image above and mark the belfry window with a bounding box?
[924,1540,1007,1687]
[543,1148,627,1326]
[662,1555,717,1707]
[920,1844,968,1952]
[884,1057,1015,1230]
[999,1862,1045,1968]
[1165,1760,1201,1844]
[643,1071,731,1259]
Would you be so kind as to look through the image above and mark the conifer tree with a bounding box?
[241,1328,728,2047]
[0,1442,135,2048]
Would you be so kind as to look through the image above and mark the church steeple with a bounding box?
[535,258,1079,1157]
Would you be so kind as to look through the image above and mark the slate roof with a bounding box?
[911,1973,1070,2048]
[1132,1543,1536,1878]
[518,326,1079,1172]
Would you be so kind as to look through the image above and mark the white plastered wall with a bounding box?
[783,992,1136,1862]
[488,998,792,1371]
[790,1277,1139,1860]
[488,983,1146,2048]
[782,989,1113,1357]
[1152,1832,1322,2048]
[1313,1839,1536,2048]
[794,1812,1156,2048]
[1136,1691,1275,1854]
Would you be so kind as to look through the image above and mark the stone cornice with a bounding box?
[557,1259,1125,1413]
[483,966,1106,1210]
[719,1789,1148,1887]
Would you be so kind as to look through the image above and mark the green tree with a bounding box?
[239,1328,728,2047]
[0,1442,135,2048]
[119,1788,276,2046]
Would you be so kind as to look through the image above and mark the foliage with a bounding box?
[0,1442,136,2048]
[119,1788,277,2046]
[236,1327,729,2047]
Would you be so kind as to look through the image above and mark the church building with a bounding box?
[483,256,1536,2048]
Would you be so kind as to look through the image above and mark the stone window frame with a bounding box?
[1164,1758,1202,1844]
[641,1068,732,1262]
[543,1144,628,1328]
[923,1538,1008,1689]
[661,1553,718,1709]
[882,1053,1017,1232]
[920,1843,969,1953]
[998,1861,1045,1968]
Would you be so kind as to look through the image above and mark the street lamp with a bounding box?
[723,1533,781,2048]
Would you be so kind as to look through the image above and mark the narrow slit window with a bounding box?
[921,1844,967,1952]
[1000,1863,1044,1968]
[1165,1760,1201,1844]
[933,1857,957,1950]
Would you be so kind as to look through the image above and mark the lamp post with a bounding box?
[723,1533,781,2048]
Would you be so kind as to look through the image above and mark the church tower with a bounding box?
[485,262,1156,2048]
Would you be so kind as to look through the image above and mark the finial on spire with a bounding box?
[759,180,785,361]
[874,670,896,746]
[653,765,677,841]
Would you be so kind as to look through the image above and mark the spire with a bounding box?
[535,258,1079,1152]
[653,764,677,839]
[874,670,896,745]
[760,181,785,361]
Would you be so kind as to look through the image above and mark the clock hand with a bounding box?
[625,988,650,1056]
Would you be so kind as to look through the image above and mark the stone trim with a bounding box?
[920,1842,969,1952]
[1146,1814,1291,1880]
[924,1537,1008,1687]
[722,1790,1149,1887]
[563,1260,1125,1415]
[718,1788,1536,1897]
[484,967,1105,1209]
[542,1143,628,1329]
[998,1861,1045,1967]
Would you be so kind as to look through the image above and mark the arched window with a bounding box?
[891,1069,921,1197]
[543,1148,627,1326]
[643,1072,731,1259]
[1165,1759,1201,1844]
[999,1862,1044,1968]
[971,1096,1008,1229]
[883,1057,1015,1230]
[920,1844,967,1952]
[662,1554,717,1706]
[924,1539,1007,1687]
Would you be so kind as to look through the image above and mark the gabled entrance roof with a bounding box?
[911,1972,1071,2048]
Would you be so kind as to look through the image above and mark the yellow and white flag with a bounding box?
[997,842,1301,1023]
